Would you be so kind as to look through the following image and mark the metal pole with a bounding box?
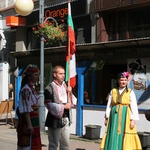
[39,0,45,131]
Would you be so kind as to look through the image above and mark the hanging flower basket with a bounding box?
[32,20,67,47]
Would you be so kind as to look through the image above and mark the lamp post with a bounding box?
[38,15,59,131]
[38,1,60,131]
[39,0,45,131]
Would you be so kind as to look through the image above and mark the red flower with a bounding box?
[40,24,45,28]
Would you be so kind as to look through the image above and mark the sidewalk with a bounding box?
[0,115,100,150]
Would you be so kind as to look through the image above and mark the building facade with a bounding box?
[1,0,150,138]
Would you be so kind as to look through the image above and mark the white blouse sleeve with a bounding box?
[130,90,139,120]
[105,91,112,118]
[18,87,33,113]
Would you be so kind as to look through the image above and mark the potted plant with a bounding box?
[32,20,67,47]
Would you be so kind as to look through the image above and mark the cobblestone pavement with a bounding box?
[0,117,100,150]
[1,114,150,150]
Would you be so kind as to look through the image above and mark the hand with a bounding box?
[85,99,90,103]
[28,125,34,135]
[104,118,108,126]
[64,103,72,109]
[130,120,135,129]
[67,86,72,93]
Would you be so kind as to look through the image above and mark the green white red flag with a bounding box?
[65,2,76,88]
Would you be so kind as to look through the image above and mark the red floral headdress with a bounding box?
[122,72,130,81]
[24,66,39,76]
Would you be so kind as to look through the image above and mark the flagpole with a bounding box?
[67,0,71,103]
[67,26,71,104]
[68,37,70,88]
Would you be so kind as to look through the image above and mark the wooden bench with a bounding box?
[0,100,14,127]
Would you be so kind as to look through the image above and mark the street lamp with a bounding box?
[14,0,34,16]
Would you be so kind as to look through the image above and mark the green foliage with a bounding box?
[32,21,67,46]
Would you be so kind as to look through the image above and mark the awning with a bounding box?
[77,37,150,50]
[11,37,150,58]
[10,37,150,66]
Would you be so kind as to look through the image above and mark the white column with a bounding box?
[0,62,9,102]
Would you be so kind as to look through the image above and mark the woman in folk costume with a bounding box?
[100,72,142,150]
[17,65,42,150]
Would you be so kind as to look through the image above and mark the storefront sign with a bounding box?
[44,0,86,20]
[6,16,26,27]
[44,7,68,19]
[27,0,87,26]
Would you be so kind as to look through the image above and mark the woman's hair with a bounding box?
[21,76,28,88]
[116,72,130,92]
[117,72,130,80]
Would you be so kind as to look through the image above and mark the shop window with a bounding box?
[84,67,94,104]
[77,61,126,106]
[106,7,150,41]
[129,7,150,38]
[82,62,101,105]
[74,15,91,44]
[118,12,126,40]
[107,13,116,41]
[27,28,40,50]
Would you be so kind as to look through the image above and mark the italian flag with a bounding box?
[65,2,76,88]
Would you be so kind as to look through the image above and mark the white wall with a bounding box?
[70,107,150,138]
[70,107,106,138]
[0,62,9,102]
[70,107,77,134]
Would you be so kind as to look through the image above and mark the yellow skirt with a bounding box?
[100,105,142,150]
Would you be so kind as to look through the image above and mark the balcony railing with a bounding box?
[95,0,150,11]
[112,25,150,41]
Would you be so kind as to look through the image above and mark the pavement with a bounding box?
[2,112,150,150]
[0,112,101,150]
